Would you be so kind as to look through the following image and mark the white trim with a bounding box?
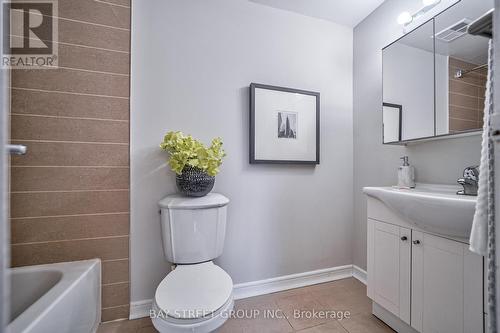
[128,264,366,320]
[352,265,367,285]
[232,264,353,300]
[129,299,153,320]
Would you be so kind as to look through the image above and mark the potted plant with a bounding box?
[160,131,226,197]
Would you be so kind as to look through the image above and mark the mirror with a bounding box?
[382,0,493,144]
[434,0,491,135]
[383,20,435,142]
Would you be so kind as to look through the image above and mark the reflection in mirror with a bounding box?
[383,103,402,143]
[382,0,493,144]
[383,20,434,143]
[435,0,493,135]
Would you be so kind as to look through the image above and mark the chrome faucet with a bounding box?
[457,166,479,196]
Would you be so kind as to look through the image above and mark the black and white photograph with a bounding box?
[277,111,297,139]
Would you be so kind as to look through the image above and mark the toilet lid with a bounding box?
[155,262,233,319]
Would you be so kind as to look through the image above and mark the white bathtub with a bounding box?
[7,259,101,333]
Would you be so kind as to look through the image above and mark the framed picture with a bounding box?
[249,83,320,164]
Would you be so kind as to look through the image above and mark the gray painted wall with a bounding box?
[131,0,353,303]
[353,0,482,270]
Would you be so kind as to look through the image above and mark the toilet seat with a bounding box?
[152,262,234,333]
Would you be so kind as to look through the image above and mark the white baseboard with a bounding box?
[352,265,367,285]
[129,299,153,320]
[129,264,366,320]
[232,264,354,300]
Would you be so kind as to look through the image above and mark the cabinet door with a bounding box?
[367,219,411,323]
[411,231,483,333]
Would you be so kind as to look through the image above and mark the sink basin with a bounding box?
[363,184,477,238]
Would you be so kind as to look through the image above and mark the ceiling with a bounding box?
[249,0,386,27]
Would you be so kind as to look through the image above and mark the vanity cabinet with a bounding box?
[410,231,483,333]
[367,198,483,333]
[368,220,411,324]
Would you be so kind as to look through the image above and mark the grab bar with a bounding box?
[454,63,488,78]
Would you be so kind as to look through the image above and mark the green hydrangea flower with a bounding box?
[160,131,226,176]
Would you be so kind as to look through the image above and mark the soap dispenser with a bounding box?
[398,156,415,188]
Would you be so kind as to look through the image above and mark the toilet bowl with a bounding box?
[153,194,232,333]
[152,262,234,333]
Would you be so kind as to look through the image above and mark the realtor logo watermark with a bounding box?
[150,308,352,321]
[2,0,58,69]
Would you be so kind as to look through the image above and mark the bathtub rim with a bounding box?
[7,258,101,333]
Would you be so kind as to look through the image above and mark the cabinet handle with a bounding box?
[401,236,408,241]
[413,240,421,245]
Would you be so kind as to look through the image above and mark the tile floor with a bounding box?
[97,278,395,333]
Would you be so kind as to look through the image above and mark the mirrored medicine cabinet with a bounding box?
[382,0,493,144]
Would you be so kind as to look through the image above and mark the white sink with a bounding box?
[363,184,477,239]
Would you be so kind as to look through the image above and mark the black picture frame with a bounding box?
[382,102,403,143]
[249,83,320,164]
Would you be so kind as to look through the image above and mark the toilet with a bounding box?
[152,193,233,333]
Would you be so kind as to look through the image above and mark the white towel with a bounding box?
[469,39,494,256]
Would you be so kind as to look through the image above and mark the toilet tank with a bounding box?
[158,193,229,264]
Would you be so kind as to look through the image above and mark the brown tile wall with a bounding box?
[448,57,487,133]
[9,0,131,322]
